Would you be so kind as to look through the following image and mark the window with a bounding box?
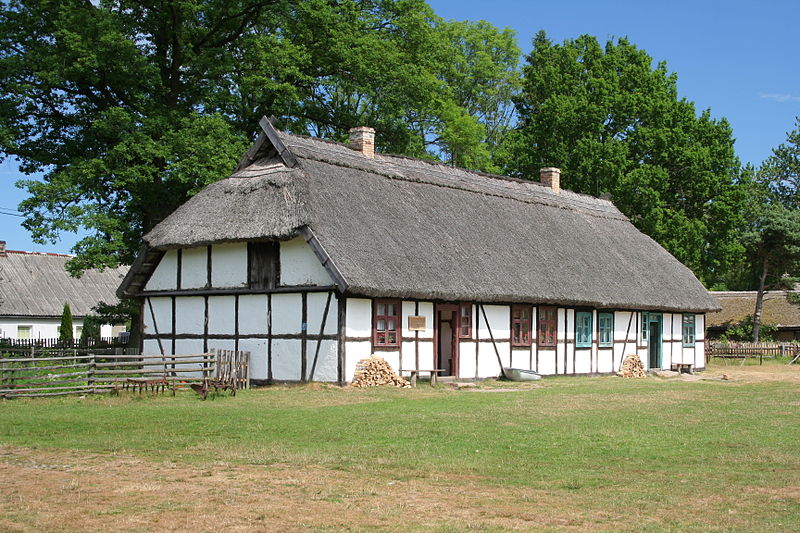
[459,304,472,338]
[575,311,592,348]
[537,306,557,347]
[598,312,614,347]
[17,325,31,340]
[247,242,279,289]
[641,312,648,341]
[75,326,83,338]
[511,305,532,346]
[682,314,696,347]
[373,300,400,347]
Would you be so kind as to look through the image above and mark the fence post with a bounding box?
[88,353,96,392]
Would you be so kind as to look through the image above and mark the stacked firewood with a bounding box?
[618,354,647,378]
[351,356,410,388]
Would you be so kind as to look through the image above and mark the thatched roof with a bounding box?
[123,119,718,313]
[1,250,127,317]
[707,291,800,329]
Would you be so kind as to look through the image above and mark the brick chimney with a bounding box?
[0,240,5,257]
[540,167,561,193]
[349,126,375,158]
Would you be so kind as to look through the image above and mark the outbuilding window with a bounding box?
[682,314,696,347]
[511,305,532,346]
[598,312,614,347]
[373,300,401,348]
[575,311,592,348]
[459,304,472,339]
[537,306,557,347]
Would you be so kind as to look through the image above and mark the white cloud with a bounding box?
[759,93,800,103]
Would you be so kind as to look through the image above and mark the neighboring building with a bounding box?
[707,291,800,342]
[118,118,718,384]
[0,241,128,341]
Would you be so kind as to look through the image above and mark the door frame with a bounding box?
[647,313,663,369]
[434,303,460,377]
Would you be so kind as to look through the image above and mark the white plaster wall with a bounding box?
[346,298,372,338]
[477,340,509,378]
[142,338,163,356]
[143,297,172,335]
[401,301,416,338]
[272,293,302,334]
[206,338,236,354]
[344,340,372,382]
[307,339,338,382]
[419,341,435,370]
[695,314,706,368]
[238,294,268,335]
[174,297,205,335]
[146,249,178,290]
[211,243,247,288]
[476,305,510,339]
[400,341,414,371]
[306,292,338,336]
[510,348,531,371]
[536,348,556,375]
[238,338,267,380]
[207,295,235,335]
[597,347,614,373]
[279,237,332,286]
[575,346,592,374]
[272,339,302,381]
[459,342,477,378]
[173,339,206,378]
[181,247,207,289]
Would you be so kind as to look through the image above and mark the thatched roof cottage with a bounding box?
[119,118,718,383]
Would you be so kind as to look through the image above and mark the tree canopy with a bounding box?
[1,0,519,273]
[497,32,745,286]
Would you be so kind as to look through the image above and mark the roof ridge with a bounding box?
[281,135,626,220]
[280,131,615,205]
[4,250,73,258]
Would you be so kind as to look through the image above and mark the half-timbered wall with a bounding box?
[141,239,338,382]
[141,240,706,382]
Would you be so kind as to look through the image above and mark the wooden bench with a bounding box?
[401,369,445,387]
[671,363,693,374]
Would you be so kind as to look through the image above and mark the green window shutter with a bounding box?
[576,311,592,347]
[682,314,695,347]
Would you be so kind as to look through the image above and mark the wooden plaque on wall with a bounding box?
[408,316,426,331]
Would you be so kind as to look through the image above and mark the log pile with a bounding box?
[351,355,410,388]
[618,354,647,378]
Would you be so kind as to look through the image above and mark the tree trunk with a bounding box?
[753,256,769,342]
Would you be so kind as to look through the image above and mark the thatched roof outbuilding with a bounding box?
[120,118,718,313]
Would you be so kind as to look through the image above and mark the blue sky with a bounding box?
[1,0,798,253]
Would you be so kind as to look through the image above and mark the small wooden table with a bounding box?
[401,369,445,387]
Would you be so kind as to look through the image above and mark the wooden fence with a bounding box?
[1,336,129,350]
[706,342,800,365]
[0,349,250,398]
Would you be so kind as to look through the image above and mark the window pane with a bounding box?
[377,332,386,344]
[387,304,396,316]
[377,303,385,316]
[17,326,31,340]
[387,332,396,344]
[513,323,521,344]
[521,324,530,344]
[377,319,386,331]
[387,319,395,331]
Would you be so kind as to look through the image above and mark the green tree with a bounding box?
[743,205,800,341]
[1,0,518,275]
[498,32,744,285]
[760,117,800,208]
[79,315,102,345]
[59,303,73,344]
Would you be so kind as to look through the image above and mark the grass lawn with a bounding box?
[0,361,798,532]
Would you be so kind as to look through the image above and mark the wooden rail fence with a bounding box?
[705,342,800,365]
[0,349,250,398]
